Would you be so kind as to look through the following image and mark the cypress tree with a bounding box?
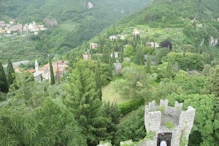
[65,60,108,145]
[135,45,144,65]
[120,47,124,63]
[0,61,8,93]
[95,60,102,100]
[49,57,55,85]
[7,59,15,86]
[112,50,116,63]
[146,55,151,74]
[165,60,172,78]
[109,57,113,78]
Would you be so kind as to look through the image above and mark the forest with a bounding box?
[1,0,219,145]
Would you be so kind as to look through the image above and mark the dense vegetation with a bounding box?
[1,0,219,145]
[0,0,151,63]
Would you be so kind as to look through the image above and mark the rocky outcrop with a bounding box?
[209,36,218,47]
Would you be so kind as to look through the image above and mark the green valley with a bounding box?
[1,0,219,145]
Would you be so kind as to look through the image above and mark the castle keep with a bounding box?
[144,100,196,146]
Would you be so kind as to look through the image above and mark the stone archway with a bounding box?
[157,133,172,146]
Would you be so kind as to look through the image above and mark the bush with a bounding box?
[118,98,145,115]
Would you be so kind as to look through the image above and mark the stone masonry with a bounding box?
[144,100,196,146]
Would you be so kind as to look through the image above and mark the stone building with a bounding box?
[113,63,122,75]
[144,100,196,146]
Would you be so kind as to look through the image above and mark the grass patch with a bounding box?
[102,82,130,104]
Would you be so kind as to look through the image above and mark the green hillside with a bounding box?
[2,0,219,145]
[0,0,152,63]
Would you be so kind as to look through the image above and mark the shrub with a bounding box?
[118,98,145,115]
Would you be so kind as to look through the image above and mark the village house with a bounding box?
[113,63,122,75]
[0,20,46,35]
[83,53,91,60]
[109,35,117,40]
[146,42,159,48]
[90,42,99,49]
[111,51,119,58]
[133,29,140,36]
[32,60,68,81]
[117,34,125,40]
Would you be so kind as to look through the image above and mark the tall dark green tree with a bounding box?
[102,101,120,145]
[165,60,173,78]
[49,57,55,85]
[112,50,116,63]
[120,47,124,63]
[146,55,151,74]
[7,59,15,87]
[135,45,144,65]
[109,57,113,78]
[207,66,219,144]
[102,46,110,64]
[95,60,102,100]
[65,60,108,146]
[0,61,8,93]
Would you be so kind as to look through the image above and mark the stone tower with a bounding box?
[144,100,196,146]
[35,59,39,72]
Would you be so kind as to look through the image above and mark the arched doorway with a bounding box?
[157,132,172,146]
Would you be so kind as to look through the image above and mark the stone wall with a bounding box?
[144,100,196,146]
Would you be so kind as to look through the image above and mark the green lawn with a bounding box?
[102,82,130,104]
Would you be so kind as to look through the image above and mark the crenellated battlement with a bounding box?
[144,100,195,146]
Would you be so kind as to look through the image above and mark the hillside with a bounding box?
[2,0,219,146]
[0,0,151,63]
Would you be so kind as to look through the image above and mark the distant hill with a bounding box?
[94,0,219,48]
[0,0,152,63]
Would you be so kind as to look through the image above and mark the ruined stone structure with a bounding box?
[144,100,196,146]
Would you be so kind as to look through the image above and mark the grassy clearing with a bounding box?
[102,82,130,104]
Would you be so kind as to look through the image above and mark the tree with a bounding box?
[146,55,151,74]
[160,40,172,51]
[120,47,124,63]
[207,66,219,144]
[135,45,144,65]
[0,61,8,93]
[7,59,15,87]
[202,64,212,76]
[168,94,215,145]
[102,102,120,144]
[165,60,172,78]
[109,57,113,78]
[49,57,55,85]
[114,106,145,145]
[95,60,102,100]
[208,66,219,97]
[65,60,108,146]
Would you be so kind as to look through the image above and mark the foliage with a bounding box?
[112,64,153,100]
[49,57,55,85]
[0,61,8,93]
[65,60,108,145]
[163,52,204,71]
[164,121,174,130]
[102,102,121,145]
[0,98,86,146]
[95,60,102,99]
[115,106,146,145]
[168,94,215,146]
[7,59,15,87]
[118,98,145,115]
